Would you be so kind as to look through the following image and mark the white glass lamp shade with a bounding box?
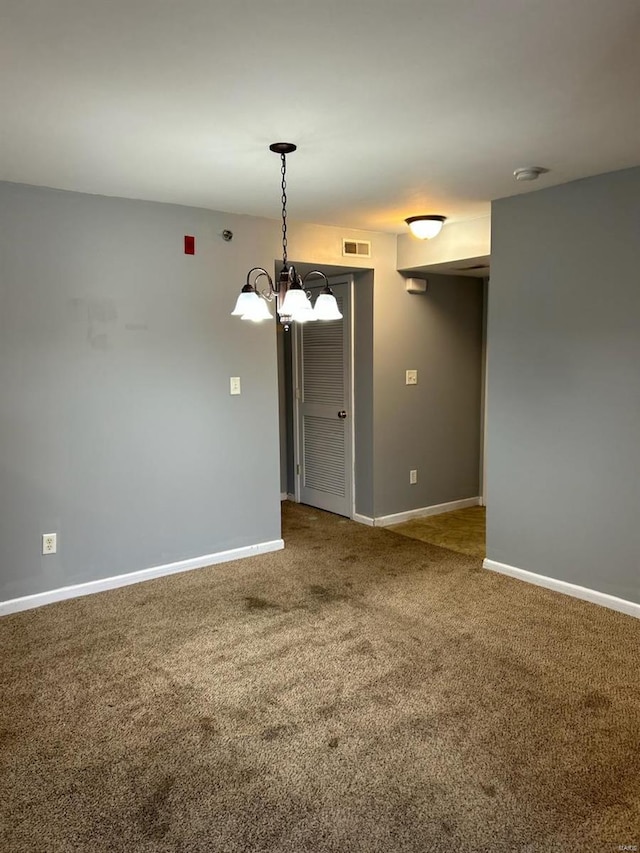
[313,292,343,321]
[292,301,317,323]
[405,215,446,240]
[242,296,272,322]
[232,290,261,316]
[279,286,310,317]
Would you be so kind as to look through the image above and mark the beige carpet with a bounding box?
[1,502,639,852]
[390,506,486,558]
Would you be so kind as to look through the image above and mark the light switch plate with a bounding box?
[230,377,241,395]
[406,369,418,385]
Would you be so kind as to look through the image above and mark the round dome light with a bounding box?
[405,215,446,240]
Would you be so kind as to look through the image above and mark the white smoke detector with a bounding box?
[513,166,549,182]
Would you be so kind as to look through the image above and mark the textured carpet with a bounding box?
[390,506,486,558]
[1,502,639,853]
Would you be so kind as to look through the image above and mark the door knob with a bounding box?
[338,410,347,419]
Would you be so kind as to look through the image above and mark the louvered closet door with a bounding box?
[297,280,351,517]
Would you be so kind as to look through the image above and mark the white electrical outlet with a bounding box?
[42,533,57,555]
[409,470,418,485]
[230,376,241,395]
[406,369,418,385]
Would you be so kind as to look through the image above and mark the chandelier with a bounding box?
[231,143,342,330]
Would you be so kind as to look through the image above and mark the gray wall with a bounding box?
[353,270,374,517]
[0,182,282,601]
[487,167,640,604]
[373,273,484,517]
[0,179,488,603]
[396,217,491,271]
[479,276,489,502]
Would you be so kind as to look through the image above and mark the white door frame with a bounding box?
[292,275,356,518]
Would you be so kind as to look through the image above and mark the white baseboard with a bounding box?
[0,539,285,618]
[374,497,481,528]
[352,513,375,527]
[280,492,287,501]
[483,558,640,620]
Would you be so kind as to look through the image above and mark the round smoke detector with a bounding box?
[513,166,549,182]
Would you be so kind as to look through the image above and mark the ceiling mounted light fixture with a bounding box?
[231,143,342,331]
[513,166,549,182]
[404,215,447,240]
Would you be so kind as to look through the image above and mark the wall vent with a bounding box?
[342,238,371,258]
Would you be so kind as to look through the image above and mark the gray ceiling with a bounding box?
[2,0,639,232]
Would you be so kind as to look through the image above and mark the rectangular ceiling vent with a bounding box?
[342,238,371,258]
[456,264,489,271]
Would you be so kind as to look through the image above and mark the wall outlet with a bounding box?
[230,376,241,395]
[406,369,418,385]
[409,469,418,485]
[42,533,57,555]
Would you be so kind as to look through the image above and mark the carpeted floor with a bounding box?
[390,506,486,558]
[1,502,639,853]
